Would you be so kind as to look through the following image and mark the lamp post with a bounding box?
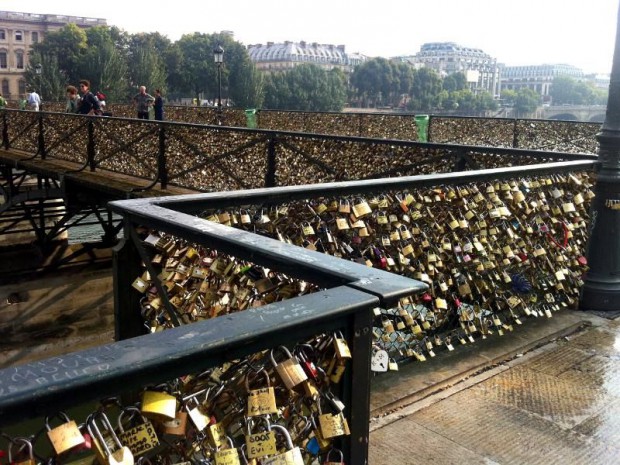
[580,2,620,311]
[34,63,42,111]
[213,45,224,125]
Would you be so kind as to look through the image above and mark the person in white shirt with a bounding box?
[28,90,41,111]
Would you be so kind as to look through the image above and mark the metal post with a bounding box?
[217,63,222,125]
[113,221,145,340]
[581,2,620,311]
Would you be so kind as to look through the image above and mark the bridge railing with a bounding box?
[0,110,597,193]
[36,102,603,153]
[108,159,596,372]
[0,190,426,464]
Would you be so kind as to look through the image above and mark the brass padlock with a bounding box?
[261,425,304,465]
[184,392,210,432]
[270,346,308,390]
[245,417,277,460]
[46,411,86,455]
[246,369,278,416]
[214,436,241,465]
[117,407,159,457]
[88,412,135,465]
[141,388,177,422]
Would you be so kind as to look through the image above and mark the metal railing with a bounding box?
[0,110,597,195]
[33,103,602,153]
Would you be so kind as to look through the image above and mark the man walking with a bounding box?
[28,89,41,111]
[133,86,155,119]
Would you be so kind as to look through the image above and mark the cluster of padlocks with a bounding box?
[1,334,352,465]
[130,172,593,368]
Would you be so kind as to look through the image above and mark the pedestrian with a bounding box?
[76,79,102,115]
[133,86,155,119]
[65,85,81,113]
[96,91,106,109]
[153,89,164,121]
[19,96,27,110]
[27,89,41,111]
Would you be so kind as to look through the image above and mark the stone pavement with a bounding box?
[368,309,620,464]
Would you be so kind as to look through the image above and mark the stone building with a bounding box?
[0,11,106,100]
[500,63,585,99]
[247,41,366,74]
[405,42,501,97]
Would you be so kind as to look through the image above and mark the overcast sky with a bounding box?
[2,0,617,74]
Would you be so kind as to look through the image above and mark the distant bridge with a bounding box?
[541,105,606,122]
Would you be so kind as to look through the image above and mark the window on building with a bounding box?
[15,51,24,69]
[0,30,5,40]
[31,32,39,43]
[19,80,26,96]
[15,31,23,41]
[2,79,8,96]
[0,51,6,69]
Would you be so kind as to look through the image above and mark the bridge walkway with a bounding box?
[0,148,197,200]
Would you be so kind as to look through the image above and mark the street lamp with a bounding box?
[213,45,224,124]
[34,63,42,111]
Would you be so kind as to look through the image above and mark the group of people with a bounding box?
[65,82,164,120]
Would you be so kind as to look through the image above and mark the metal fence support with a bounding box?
[581,2,620,311]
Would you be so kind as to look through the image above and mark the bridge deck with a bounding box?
[0,149,198,198]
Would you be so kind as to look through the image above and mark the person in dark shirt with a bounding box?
[77,79,101,115]
[153,89,164,121]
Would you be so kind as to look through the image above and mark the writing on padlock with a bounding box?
[246,369,278,416]
[117,407,159,457]
[245,417,277,459]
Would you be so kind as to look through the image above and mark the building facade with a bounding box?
[500,64,585,99]
[247,41,366,74]
[408,42,501,97]
[0,11,106,100]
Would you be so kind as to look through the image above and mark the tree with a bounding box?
[24,53,66,101]
[442,72,467,92]
[29,24,88,85]
[514,88,540,116]
[80,27,129,101]
[408,67,442,111]
[263,64,347,111]
[350,58,395,107]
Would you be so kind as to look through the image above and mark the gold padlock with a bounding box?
[214,436,241,465]
[270,346,308,390]
[260,425,304,465]
[141,389,177,421]
[88,412,135,465]
[46,411,86,455]
[245,369,278,417]
[117,407,159,457]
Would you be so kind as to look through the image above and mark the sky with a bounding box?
[2,0,618,74]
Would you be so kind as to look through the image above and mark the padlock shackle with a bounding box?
[269,424,294,451]
[325,447,344,463]
[244,368,270,392]
[117,406,145,433]
[8,437,33,463]
[246,414,272,435]
[45,411,72,431]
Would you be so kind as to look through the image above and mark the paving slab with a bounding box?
[369,309,620,465]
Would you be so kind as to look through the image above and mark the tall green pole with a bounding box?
[580,1,620,311]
